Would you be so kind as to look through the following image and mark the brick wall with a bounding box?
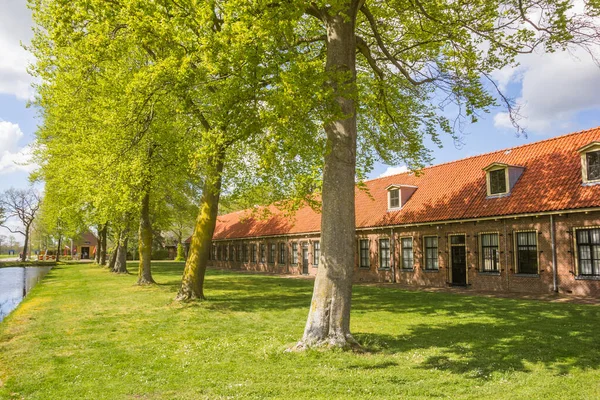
[208,210,600,296]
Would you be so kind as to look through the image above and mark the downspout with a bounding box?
[551,214,559,293]
[390,228,396,283]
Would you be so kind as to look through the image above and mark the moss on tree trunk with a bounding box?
[176,153,224,301]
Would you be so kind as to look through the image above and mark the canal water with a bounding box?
[0,266,52,322]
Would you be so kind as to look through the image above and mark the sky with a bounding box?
[1,1,600,241]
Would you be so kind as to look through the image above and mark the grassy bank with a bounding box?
[1,262,600,399]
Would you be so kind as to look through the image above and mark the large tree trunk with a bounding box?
[177,153,225,301]
[295,5,359,350]
[21,226,30,262]
[56,235,62,262]
[114,236,129,274]
[108,229,119,270]
[137,192,155,284]
[100,224,108,266]
[95,224,102,264]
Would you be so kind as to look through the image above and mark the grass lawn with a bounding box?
[1,262,600,399]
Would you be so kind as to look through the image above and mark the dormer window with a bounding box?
[483,163,524,198]
[579,142,600,184]
[489,169,507,195]
[386,184,418,211]
[389,189,400,209]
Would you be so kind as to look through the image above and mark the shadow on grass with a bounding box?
[352,285,600,378]
[142,262,600,378]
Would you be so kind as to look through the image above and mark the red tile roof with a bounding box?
[210,127,600,240]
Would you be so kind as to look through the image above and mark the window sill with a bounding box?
[486,192,510,199]
[423,269,439,273]
[378,268,391,271]
[514,273,540,278]
[575,275,600,281]
[582,180,600,187]
[478,271,501,276]
[400,268,415,273]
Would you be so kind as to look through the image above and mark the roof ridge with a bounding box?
[366,125,600,184]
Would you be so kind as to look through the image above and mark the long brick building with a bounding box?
[200,127,600,296]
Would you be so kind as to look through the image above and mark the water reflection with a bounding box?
[0,267,52,322]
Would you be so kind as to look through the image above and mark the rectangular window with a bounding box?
[291,243,298,264]
[576,228,600,276]
[212,245,217,261]
[481,233,499,272]
[242,244,248,262]
[489,169,507,195]
[217,245,222,261]
[236,244,241,261]
[587,151,600,181]
[229,245,234,261]
[268,243,276,263]
[279,243,286,264]
[359,239,370,268]
[251,244,257,263]
[424,236,438,270]
[260,244,265,263]
[379,239,390,269]
[401,237,413,269]
[516,231,538,274]
[313,241,320,266]
[389,189,400,208]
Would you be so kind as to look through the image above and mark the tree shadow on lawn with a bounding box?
[142,263,600,378]
[351,287,600,378]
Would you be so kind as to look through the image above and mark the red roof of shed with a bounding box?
[209,127,600,240]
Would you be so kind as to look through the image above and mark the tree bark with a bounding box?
[295,4,360,350]
[137,192,155,284]
[176,152,225,301]
[114,236,129,274]
[21,224,30,262]
[56,235,62,262]
[99,223,108,266]
[95,224,102,264]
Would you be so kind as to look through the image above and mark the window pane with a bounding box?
[489,169,507,194]
[401,238,413,269]
[425,236,438,270]
[379,239,390,269]
[451,235,465,245]
[587,150,600,181]
[389,189,400,208]
[291,243,298,264]
[359,239,369,268]
[591,228,600,244]
[313,242,320,265]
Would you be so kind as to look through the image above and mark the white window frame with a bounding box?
[388,188,400,210]
[479,232,500,272]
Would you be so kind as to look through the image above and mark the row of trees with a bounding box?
[29,0,600,348]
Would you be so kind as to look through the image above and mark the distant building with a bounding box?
[201,127,600,297]
[72,232,98,260]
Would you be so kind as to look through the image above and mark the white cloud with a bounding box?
[491,0,600,137]
[378,165,409,178]
[0,0,34,100]
[493,47,600,134]
[0,121,35,175]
